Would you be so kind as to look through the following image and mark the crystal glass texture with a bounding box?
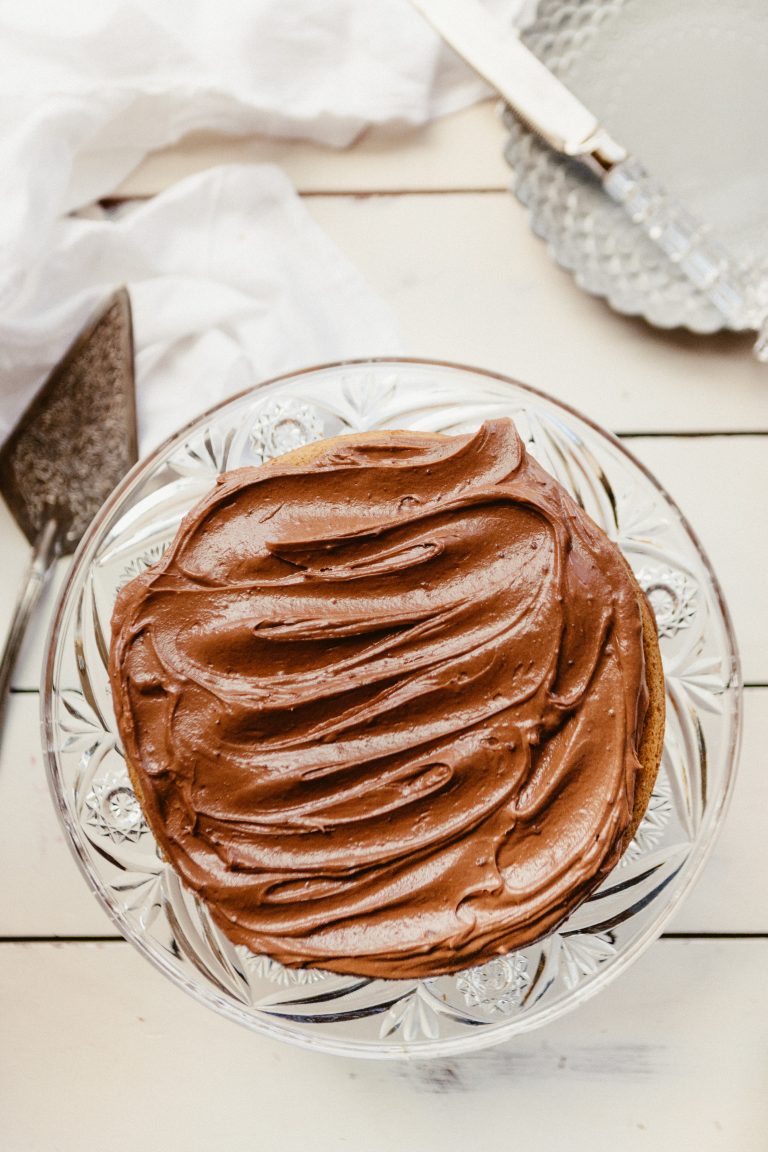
[43,361,741,1057]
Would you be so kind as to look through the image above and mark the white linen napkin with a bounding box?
[0,0,527,453]
[0,165,403,454]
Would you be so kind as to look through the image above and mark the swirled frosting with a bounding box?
[110,419,649,978]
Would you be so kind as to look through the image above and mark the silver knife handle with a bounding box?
[603,156,761,337]
[0,518,59,748]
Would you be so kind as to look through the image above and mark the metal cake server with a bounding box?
[0,288,137,737]
[411,0,768,358]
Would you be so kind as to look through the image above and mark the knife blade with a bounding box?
[411,0,768,355]
[412,0,623,165]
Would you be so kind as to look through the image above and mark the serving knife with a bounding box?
[411,0,768,358]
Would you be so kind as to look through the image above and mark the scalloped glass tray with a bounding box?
[43,360,741,1058]
[504,0,768,333]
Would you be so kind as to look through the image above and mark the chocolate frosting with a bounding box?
[110,419,648,978]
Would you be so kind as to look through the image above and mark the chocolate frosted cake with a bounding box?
[109,419,664,978]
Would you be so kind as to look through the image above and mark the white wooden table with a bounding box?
[2,102,767,1151]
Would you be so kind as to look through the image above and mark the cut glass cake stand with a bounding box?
[43,360,741,1058]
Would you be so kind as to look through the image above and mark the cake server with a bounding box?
[0,289,137,741]
[411,0,768,359]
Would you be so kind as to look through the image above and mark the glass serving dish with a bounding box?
[504,0,768,333]
[43,360,741,1059]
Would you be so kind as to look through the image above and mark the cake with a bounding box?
[109,418,665,979]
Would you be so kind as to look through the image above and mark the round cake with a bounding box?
[109,418,664,978]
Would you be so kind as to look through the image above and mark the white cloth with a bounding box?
[0,165,402,454]
[0,0,526,452]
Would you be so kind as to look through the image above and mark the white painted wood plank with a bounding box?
[630,436,768,687]
[0,693,114,935]
[114,102,511,197]
[1,939,765,1152]
[0,491,70,693]
[0,497,32,680]
[1,689,763,937]
[4,438,764,690]
[670,688,766,932]
[307,193,768,433]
